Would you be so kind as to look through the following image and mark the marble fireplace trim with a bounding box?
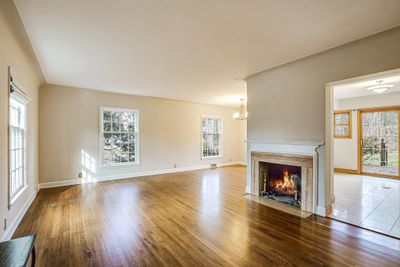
[246,142,320,215]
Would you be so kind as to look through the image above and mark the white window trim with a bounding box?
[201,115,223,160]
[9,102,28,204]
[99,106,141,167]
[10,185,28,206]
[8,70,30,207]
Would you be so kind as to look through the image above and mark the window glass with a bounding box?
[202,116,222,158]
[102,108,139,165]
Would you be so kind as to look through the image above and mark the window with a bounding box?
[9,76,30,204]
[100,107,139,166]
[201,116,222,159]
[334,110,352,138]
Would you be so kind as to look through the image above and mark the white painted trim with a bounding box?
[1,190,36,241]
[39,179,83,189]
[247,142,321,155]
[8,75,29,209]
[9,68,31,103]
[39,162,243,189]
[9,185,28,206]
[246,140,323,146]
[325,67,400,88]
[316,205,327,217]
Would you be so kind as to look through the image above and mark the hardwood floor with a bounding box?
[14,166,400,266]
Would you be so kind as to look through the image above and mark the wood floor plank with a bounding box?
[13,166,400,266]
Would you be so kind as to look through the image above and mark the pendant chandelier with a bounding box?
[233,98,248,120]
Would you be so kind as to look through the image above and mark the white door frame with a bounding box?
[324,67,400,208]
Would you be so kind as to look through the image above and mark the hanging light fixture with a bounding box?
[233,98,248,120]
[367,80,394,94]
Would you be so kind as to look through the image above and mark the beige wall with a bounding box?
[334,92,400,170]
[246,27,400,144]
[246,26,400,210]
[39,84,244,183]
[0,0,44,240]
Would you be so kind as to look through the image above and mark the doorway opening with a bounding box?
[326,68,400,239]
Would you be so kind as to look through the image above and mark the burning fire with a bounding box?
[274,170,296,194]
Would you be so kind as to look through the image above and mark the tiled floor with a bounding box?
[330,173,400,238]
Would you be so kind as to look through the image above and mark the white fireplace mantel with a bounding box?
[247,141,322,155]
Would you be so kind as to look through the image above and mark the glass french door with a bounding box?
[360,108,399,177]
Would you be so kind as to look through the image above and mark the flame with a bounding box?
[273,170,296,193]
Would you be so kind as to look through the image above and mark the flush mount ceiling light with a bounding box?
[233,98,248,120]
[367,80,394,94]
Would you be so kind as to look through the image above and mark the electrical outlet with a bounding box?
[78,172,83,178]
[4,219,7,231]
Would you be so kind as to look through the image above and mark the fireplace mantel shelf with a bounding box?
[246,140,324,146]
[247,142,323,157]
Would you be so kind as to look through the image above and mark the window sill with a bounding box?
[101,161,141,168]
[9,185,28,207]
[202,156,223,160]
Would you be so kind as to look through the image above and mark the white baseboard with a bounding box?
[1,190,37,241]
[38,179,83,189]
[39,161,245,189]
[217,161,243,167]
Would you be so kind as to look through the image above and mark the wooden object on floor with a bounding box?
[13,166,400,266]
[0,235,36,267]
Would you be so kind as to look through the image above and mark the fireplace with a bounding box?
[259,162,302,208]
[249,151,314,214]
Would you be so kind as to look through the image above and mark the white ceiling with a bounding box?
[334,74,400,99]
[15,0,400,106]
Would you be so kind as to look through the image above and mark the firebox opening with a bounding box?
[259,161,302,208]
